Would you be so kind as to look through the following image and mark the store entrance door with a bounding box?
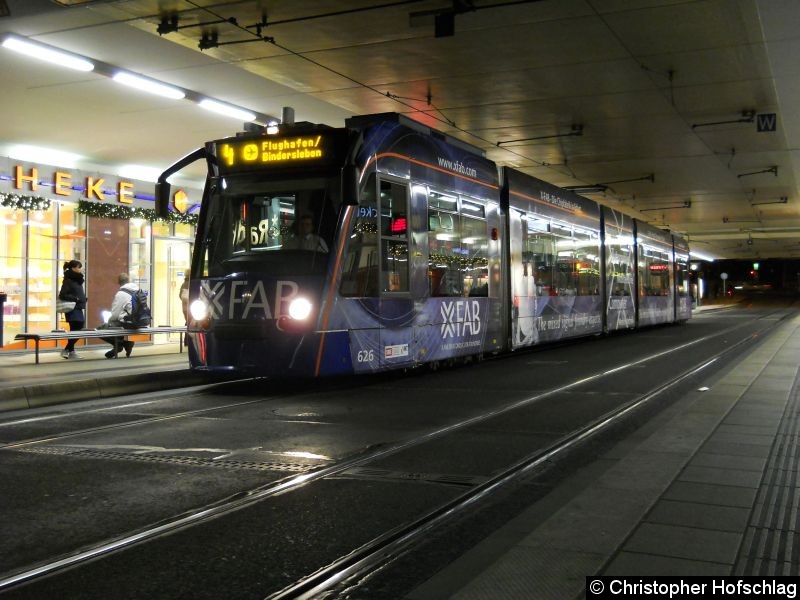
[153,238,192,343]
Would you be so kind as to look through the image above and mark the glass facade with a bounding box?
[0,203,90,344]
[0,202,193,351]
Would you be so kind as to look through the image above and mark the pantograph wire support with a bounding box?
[737,166,778,179]
[496,124,583,146]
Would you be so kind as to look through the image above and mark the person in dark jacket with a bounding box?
[58,259,87,359]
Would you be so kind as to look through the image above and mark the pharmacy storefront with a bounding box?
[0,156,200,352]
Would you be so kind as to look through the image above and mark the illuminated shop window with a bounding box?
[175,222,194,239]
[129,218,151,302]
[151,221,170,237]
[26,209,56,335]
[57,203,86,328]
[0,208,25,342]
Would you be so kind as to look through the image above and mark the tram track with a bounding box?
[269,310,789,599]
[0,307,787,595]
[0,374,367,450]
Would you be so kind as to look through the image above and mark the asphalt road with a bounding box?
[0,299,791,599]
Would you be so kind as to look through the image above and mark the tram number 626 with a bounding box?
[357,349,375,363]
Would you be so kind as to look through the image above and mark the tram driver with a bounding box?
[286,214,329,252]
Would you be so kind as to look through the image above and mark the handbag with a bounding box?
[56,299,76,313]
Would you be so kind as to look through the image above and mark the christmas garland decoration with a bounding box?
[0,192,197,225]
[76,200,198,225]
[0,192,51,212]
[354,221,378,235]
[429,252,488,269]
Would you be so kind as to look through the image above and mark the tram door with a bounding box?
[153,239,192,343]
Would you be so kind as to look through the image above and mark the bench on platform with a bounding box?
[14,326,187,364]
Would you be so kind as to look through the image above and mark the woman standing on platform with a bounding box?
[58,259,86,359]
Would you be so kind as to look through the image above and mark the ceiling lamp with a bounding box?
[198,99,257,122]
[2,32,271,128]
[8,144,83,167]
[1,34,94,72]
[118,165,162,182]
[112,72,185,100]
[689,250,715,262]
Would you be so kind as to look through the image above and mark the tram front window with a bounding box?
[202,178,337,276]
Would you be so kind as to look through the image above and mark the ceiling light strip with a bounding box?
[1,33,263,123]
[198,99,256,122]
[112,72,185,100]
[1,34,94,72]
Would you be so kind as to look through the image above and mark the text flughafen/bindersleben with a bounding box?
[588,578,798,598]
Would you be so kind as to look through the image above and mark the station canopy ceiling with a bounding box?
[2,0,800,260]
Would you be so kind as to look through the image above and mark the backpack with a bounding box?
[120,288,152,329]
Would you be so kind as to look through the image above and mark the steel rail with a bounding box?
[0,310,782,592]
[0,382,267,451]
[268,317,788,599]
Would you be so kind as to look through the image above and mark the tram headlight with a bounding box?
[189,299,209,321]
[288,297,312,320]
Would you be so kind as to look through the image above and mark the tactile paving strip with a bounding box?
[734,382,800,575]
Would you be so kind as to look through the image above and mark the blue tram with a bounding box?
[156,113,691,376]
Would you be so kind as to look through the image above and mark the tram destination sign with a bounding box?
[216,130,348,174]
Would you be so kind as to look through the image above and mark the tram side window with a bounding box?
[522,219,557,296]
[551,223,578,295]
[607,234,634,296]
[428,191,462,297]
[572,228,601,295]
[461,201,488,296]
[340,174,379,297]
[675,255,689,297]
[379,180,409,293]
[639,245,671,296]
